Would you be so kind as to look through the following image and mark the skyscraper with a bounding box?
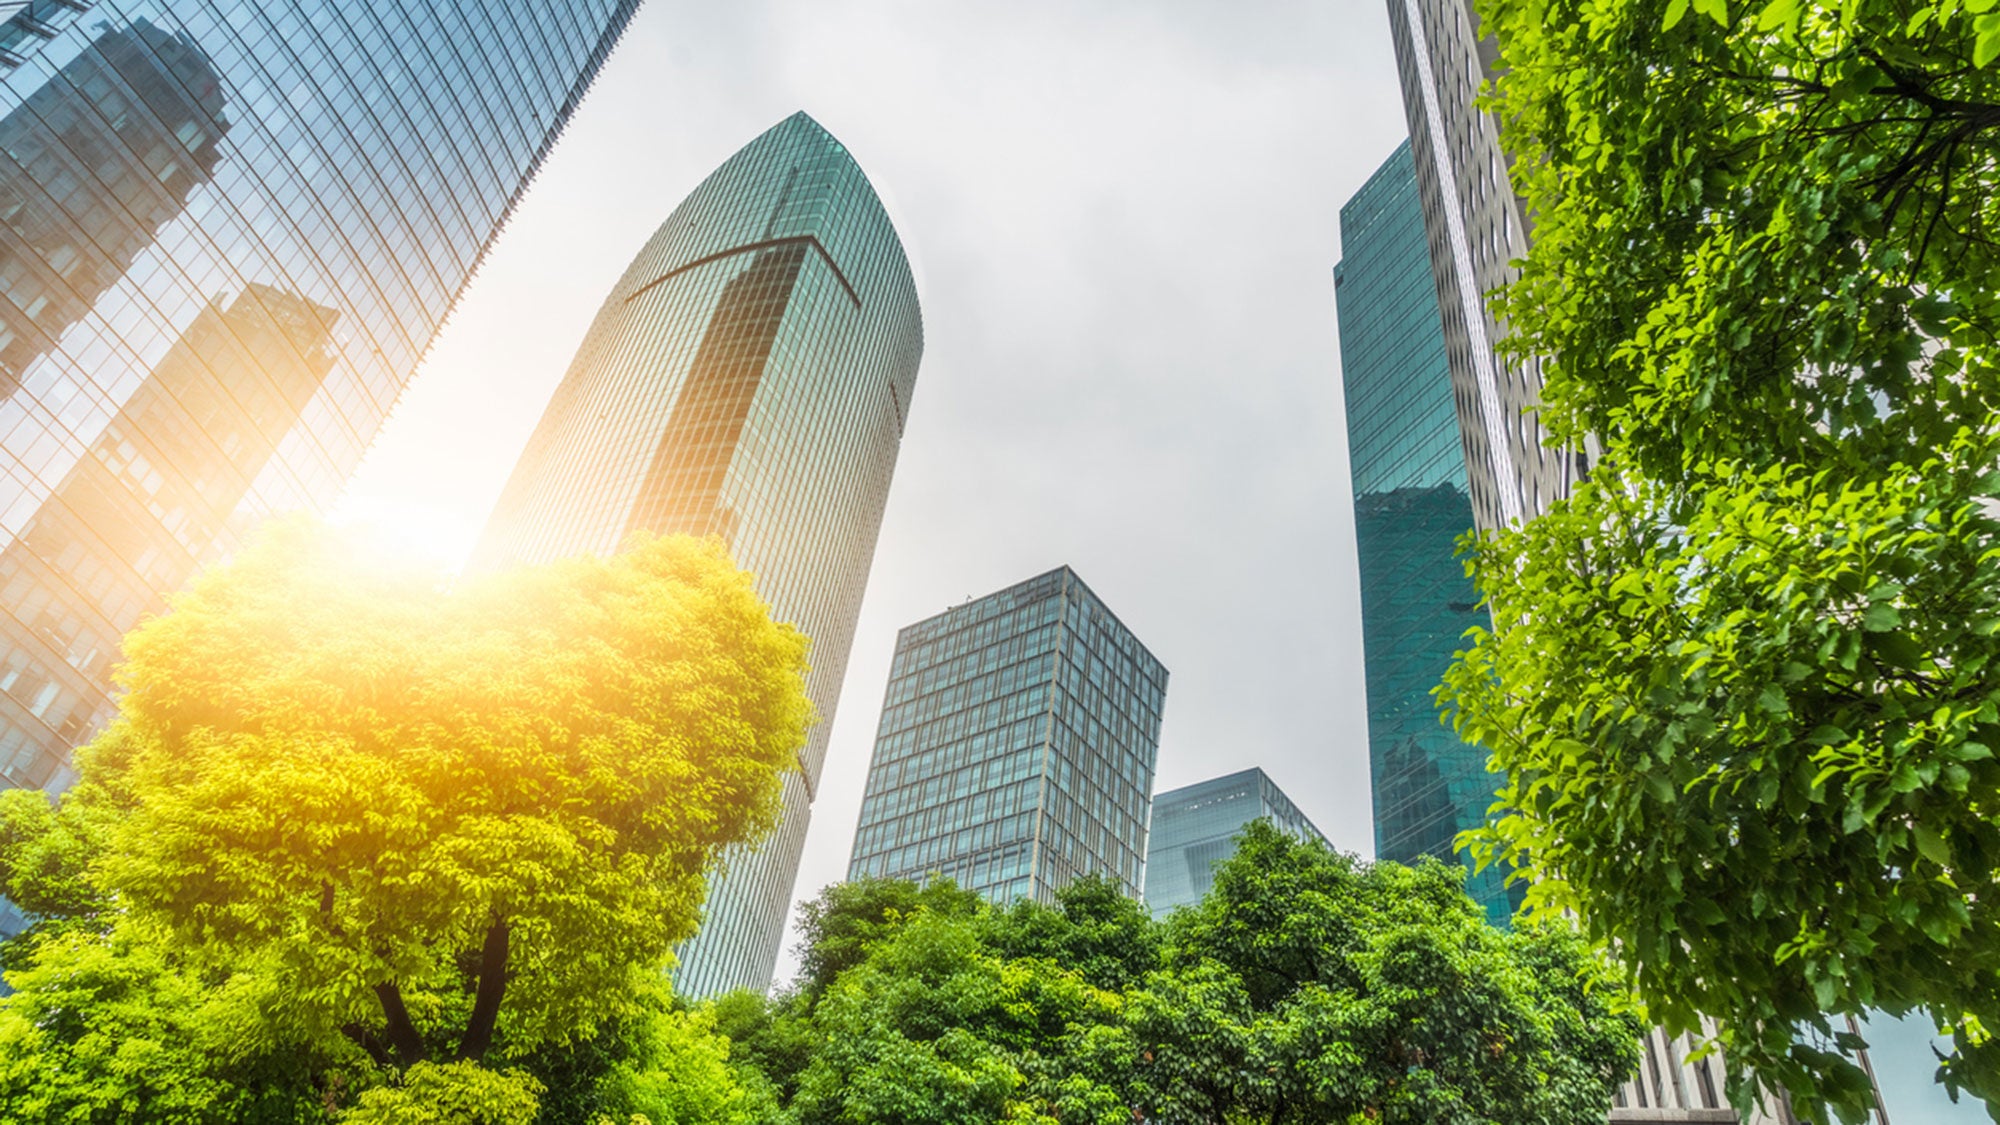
[472,112,924,998]
[1142,767,1325,916]
[1335,141,1511,922]
[0,1,641,800]
[848,567,1167,906]
[1384,0,1582,530]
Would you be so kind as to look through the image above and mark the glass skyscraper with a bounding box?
[472,112,924,999]
[0,0,640,817]
[848,567,1167,905]
[1335,142,1513,923]
[1142,767,1325,916]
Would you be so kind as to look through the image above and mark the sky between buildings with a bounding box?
[334,0,1407,984]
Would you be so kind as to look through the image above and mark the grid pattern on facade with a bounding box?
[1384,0,1583,531]
[1336,142,1513,923]
[0,0,639,803]
[848,567,1167,906]
[472,113,923,999]
[1141,767,1327,916]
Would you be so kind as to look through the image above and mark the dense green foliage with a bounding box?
[1435,0,2000,1119]
[728,824,1643,1124]
[0,519,809,1121]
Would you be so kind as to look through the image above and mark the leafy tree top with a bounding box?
[67,519,812,1066]
[1441,0,2000,1119]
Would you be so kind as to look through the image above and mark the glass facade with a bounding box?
[1141,767,1326,916]
[472,112,924,999]
[848,567,1167,906]
[0,1,637,827]
[1336,142,1513,923]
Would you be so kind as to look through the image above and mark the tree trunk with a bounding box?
[456,916,510,1062]
[374,982,426,1066]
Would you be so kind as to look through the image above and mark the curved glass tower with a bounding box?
[0,0,641,809]
[473,112,924,997]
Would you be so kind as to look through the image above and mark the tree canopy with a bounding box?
[726,823,1643,1125]
[1436,0,2000,1119]
[0,519,811,1121]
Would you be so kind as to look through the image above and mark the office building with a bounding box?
[472,112,924,998]
[0,0,642,806]
[1142,767,1325,915]
[1336,141,1512,922]
[848,567,1166,905]
[1385,0,1582,530]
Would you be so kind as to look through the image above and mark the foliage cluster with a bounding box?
[0,519,810,1122]
[719,823,1645,1125]
[1436,0,2000,1119]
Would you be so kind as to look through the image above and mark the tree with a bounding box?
[791,875,984,1000]
[745,826,1640,1125]
[1138,824,1643,1124]
[1436,0,2000,1119]
[0,518,812,1119]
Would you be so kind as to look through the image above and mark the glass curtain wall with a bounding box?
[473,113,924,998]
[0,0,639,820]
[1336,141,1515,922]
[849,567,1167,906]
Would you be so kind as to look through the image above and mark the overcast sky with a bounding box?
[335,0,1409,984]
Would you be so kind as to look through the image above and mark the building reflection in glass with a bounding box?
[1336,142,1518,923]
[0,283,336,791]
[0,0,640,832]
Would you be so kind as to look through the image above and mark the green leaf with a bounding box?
[1861,602,1901,632]
[1977,14,2000,66]
[1664,0,1691,28]
[1914,825,1952,868]
[1756,0,1798,30]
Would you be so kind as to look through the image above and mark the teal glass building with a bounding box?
[1335,141,1513,922]
[848,567,1167,904]
[0,0,638,809]
[473,113,924,998]
[1142,767,1326,916]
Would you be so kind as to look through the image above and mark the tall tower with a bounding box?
[473,112,925,998]
[847,567,1166,906]
[0,0,642,800]
[1385,0,1582,530]
[1335,142,1512,922]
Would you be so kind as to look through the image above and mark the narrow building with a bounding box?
[1335,141,1511,922]
[848,567,1166,905]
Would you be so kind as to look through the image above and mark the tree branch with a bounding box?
[374,981,426,1067]
[455,916,511,1062]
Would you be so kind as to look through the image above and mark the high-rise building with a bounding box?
[848,567,1167,906]
[1384,0,1582,531]
[472,112,924,998]
[1334,141,1512,922]
[0,1,641,803]
[1142,767,1325,916]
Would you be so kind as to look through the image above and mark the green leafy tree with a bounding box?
[341,1061,542,1125]
[791,875,984,999]
[1136,824,1643,1124]
[748,825,1639,1125]
[0,518,812,1120]
[1437,0,2000,1119]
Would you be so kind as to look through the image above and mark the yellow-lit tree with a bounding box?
[0,519,810,1118]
